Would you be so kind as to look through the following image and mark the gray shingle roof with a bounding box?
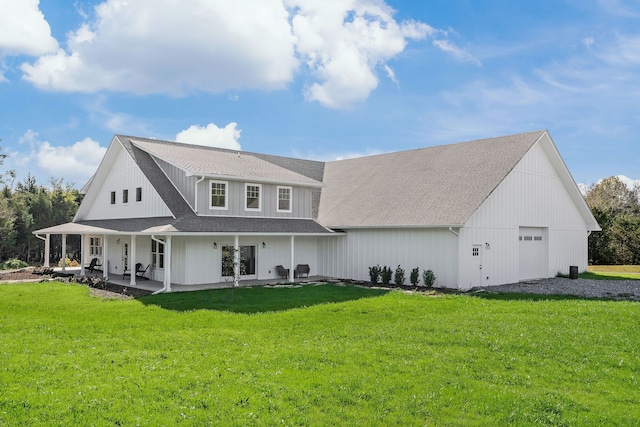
[126,136,323,187]
[36,216,333,235]
[317,130,546,227]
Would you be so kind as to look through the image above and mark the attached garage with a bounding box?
[519,227,548,280]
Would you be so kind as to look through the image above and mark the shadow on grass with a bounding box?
[137,284,389,314]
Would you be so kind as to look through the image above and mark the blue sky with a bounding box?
[1,0,639,189]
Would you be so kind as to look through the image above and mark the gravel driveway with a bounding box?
[475,277,640,301]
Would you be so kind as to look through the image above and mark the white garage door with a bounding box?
[519,227,547,280]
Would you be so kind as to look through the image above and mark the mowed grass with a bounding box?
[1,283,639,425]
[587,265,640,280]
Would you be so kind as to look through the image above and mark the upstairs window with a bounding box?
[136,187,142,202]
[245,183,261,211]
[277,186,292,212]
[123,189,129,204]
[210,180,228,210]
[110,191,116,205]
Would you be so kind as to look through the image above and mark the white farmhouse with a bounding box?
[35,130,600,291]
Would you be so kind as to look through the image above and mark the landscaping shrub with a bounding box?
[368,265,382,284]
[57,257,79,267]
[423,269,435,288]
[0,258,29,270]
[394,265,405,286]
[410,267,420,286]
[381,266,392,285]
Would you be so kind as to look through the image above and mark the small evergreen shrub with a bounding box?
[0,258,29,270]
[368,265,382,284]
[410,267,420,286]
[394,265,405,286]
[423,269,436,288]
[381,266,392,285]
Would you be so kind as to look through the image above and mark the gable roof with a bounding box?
[123,135,323,187]
[318,130,547,227]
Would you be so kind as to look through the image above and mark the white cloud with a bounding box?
[20,0,454,109]
[288,0,433,108]
[0,0,58,56]
[432,39,481,65]
[582,36,595,48]
[16,131,106,184]
[175,123,242,150]
[22,0,297,95]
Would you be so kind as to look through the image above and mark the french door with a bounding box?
[221,245,257,280]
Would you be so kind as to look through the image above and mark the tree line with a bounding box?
[0,140,638,266]
[0,144,82,264]
[585,176,640,265]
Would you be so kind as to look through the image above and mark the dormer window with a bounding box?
[245,183,261,211]
[210,180,227,210]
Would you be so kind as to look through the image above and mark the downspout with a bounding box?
[448,227,459,237]
[194,176,205,214]
[151,235,167,295]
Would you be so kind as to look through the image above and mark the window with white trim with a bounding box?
[277,186,292,212]
[89,237,102,256]
[110,191,116,205]
[245,183,261,211]
[123,189,129,204]
[136,187,142,202]
[151,240,164,269]
[210,180,228,210]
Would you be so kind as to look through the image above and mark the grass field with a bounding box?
[1,282,639,425]
[585,265,640,280]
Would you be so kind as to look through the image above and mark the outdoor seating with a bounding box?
[275,265,289,279]
[87,257,103,273]
[295,264,310,278]
[123,263,150,280]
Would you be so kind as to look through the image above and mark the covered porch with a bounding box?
[34,219,341,293]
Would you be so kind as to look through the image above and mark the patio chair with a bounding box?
[123,263,149,280]
[87,257,103,273]
[295,264,310,278]
[275,265,289,279]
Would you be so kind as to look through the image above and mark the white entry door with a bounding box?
[519,227,547,280]
[470,244,483,287]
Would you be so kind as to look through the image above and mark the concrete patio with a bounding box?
[54,267,329,293]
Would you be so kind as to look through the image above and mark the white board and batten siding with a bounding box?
[83,146,172,220]
[459,138,590,289]
[318,228,459,287]
[169,236,320,286]
[155,157,314,218]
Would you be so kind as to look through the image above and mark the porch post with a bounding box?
[165,236,172,292]
[130,235,137,286]
[103,235,109,279]
[44,234,50,267]
[233,235,240,288]
[61,233,67,273]
[290,235,295,283]
[80,235,86,276]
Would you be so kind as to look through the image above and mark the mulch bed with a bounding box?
[0,267,152,299]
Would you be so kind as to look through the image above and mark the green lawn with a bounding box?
[586,265,640,280]
[1,282,639,425]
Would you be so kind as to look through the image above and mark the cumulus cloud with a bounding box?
[175,123,242,150]
[0,0,58,56]
[17,130,106,184]
[22,0,297,94]
[288,0,434,108]
[19,0,464,109]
